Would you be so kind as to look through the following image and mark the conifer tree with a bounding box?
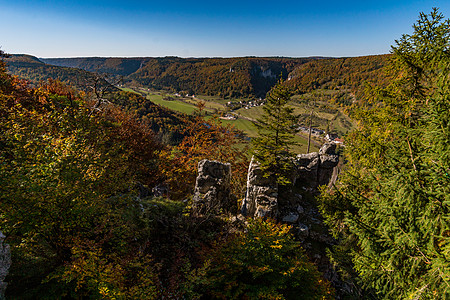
[251,79,298,184]
[319,8,450,299]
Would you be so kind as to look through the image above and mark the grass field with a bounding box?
[120,87,336,154]
[125,88,353,138]
[120,87,140,94]
[185,97,226,112]
[292,135,319,154]
[197,94,254,105]
[145,93,200,114]
[236,97,355,137]
[235,106,263,121]
[206,117,316,154]
[219,118,259,137]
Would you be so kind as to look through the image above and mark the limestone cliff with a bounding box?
[192,159,236,215]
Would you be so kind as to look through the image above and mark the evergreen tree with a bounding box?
[252,79,298,185]
[319,8,450,299]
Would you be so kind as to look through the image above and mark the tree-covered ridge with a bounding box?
[9,56,308,98]
[283,54,391,100]
[9,54,392,104]
[38,56,318,98]
[53,56,315,98]
[126,57,314,98]
[5,54,105,91]
[42,57,148,76]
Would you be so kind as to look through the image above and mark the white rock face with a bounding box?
[192,159,235,215]
[295,143,339,188]
[241,157,279,218]
[0,231,11,299]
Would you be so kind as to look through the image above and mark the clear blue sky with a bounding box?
[1,0,449,58]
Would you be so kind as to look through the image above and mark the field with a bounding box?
[145,93,200,115]
[218,118,259,137]
[120,87,140,94]
[120,87,341,154]
[236,95,355,137]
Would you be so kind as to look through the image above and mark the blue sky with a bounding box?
[1,0,449,58]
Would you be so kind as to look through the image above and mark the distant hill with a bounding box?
[283,54,392,99]
[7,54,391,102]
[41,57,148,76]
[125,57,316,98]
[40,56,319,98]
[5,54,108,91]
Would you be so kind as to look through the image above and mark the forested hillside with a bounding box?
[2,48,335,299]
[126,57,314,98]
[42,57,148,76]
[41,56,317,98]
[283,54,391,101]
[9,54,391,103]
[5,54,105,90]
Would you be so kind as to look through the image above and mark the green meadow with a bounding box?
[122,88,323,153]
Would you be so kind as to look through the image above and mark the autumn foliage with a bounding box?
[159,114,249,200]
[0,50,329,299]
[189,219,333,299]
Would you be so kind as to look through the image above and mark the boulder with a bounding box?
[319,142,337,155]
[295,152,320,188]
[192,160,236,215]
[318,144,339,187]
[295,143,339,188]
[282,212,300,223]
[296,152,320,169]
[152,184,168,198]
[319,154,339,169]
[0,231,11,300]
[298,223,309,238]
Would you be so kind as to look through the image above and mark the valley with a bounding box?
[5,53,385,154]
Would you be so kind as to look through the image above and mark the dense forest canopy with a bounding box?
[7,54,389,101]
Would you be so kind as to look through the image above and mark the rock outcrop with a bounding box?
[192,159,236,215]
[295,152,320,188]
[242,143,340,218]
[193,143,343,294]
[0,231,11,300]
[241,157,279,218]
[317,142,340,187]
[295,142,339,188]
